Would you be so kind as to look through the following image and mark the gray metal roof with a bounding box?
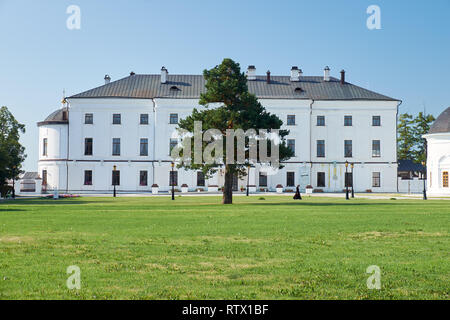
[398,160,425,172]
[22,172,41,180]
[428,107,450,134]
[37,108,68,126]
[68,74,398,101]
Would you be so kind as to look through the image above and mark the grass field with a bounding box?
[0,195,448,300]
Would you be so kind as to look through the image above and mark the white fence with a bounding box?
[398,178,424,193]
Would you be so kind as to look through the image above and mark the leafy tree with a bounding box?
[0,106,26,197]
[397,113,414,161]
[177,59,293,204]
[412,112,435,164]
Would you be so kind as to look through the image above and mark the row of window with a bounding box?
[83,170,205,187]
[84,113,179,125]
[286,115,382,127]
[285,139,382,158]
[258,172,382,188]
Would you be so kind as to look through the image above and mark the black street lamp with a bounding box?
[351,163,354,198]
[345,161,349,200]
[12,165,16,199]
[246,165,250,197]
[171,162,175,200]
[422,161,427,200]
[113,165,117,198]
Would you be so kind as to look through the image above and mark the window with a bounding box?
[317,116,325,126]
[372,172,381,187]
[287,115,295,126]
[372,116,381,126]
[317,172,325,187]
[286,172,295,187]
[113,113,121,124]
[344,115,352,126]
[84,170,92,185]
[197,171,205,186]
[169,113,178,124]
[443,171,449,188]
[345,173,353,187]
[139,171,148,186]
[42,170,47,186]
[112,138,121,156]
[140,114,149,125]
[140,138,148,156]
[169,171,178,186]
[287,139,295,155]
[42,138,48,156]
[372,140,381,157]
[169,138,178,154]
[259,172,267,187]
[84,138,93,156]
[344,140,352,157]
[112,170,120,186]
[317,140,325,158]
[85,113,93,124]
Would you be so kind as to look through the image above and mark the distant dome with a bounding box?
[428,107,450,134]
[37,107,69,126]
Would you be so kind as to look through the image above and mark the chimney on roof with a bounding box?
[104,74,111,84]
[323,66,330,82]
[340,70,346,84]
[266,70,271,84]
[246,65,256,80]
[130,71,135,76]
[161,66,168,84]
[290,66,302,82]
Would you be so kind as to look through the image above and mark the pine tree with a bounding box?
[412,112,435,164]
[397,113,414,161]
[176,59,293,204]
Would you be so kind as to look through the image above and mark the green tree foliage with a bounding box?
[0,106,26,196]
[412,112,435,164]
[177,59,293,204]
[397,112,435,164]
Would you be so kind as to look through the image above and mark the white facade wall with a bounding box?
[424,133,450,195]
[38,97,399,193]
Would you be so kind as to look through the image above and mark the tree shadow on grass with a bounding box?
[0,198,102,206]
[0,208,26,212]
[246,201,421,207]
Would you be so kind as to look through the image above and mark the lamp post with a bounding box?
[345,161,349,200]
[171,162,175,200]
[113,165,117,198]
[422,161,427,200]
[351,163,354,198]
[12,165,16,199]
[246,165,250,196]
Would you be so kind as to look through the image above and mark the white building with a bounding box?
[38,66,401,193]
[424,107,450,195]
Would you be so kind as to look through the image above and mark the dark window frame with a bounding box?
[169,113,178,124]
[317,172,325,187]
[84,170,93,185]
[317,115,325,126]
[344,115,352,126]
[372,140,381,158]
[112,113,121,125]
[372,172,381,187]
[286,172,295,187]
[287,115,296,126]
[112,138,121,156]
[139,170,148,186]
[287,139,295,156]
[197,171,205,187]
[42,138,48,156]
[140,138,149,156]
[344,140,353,158]
[317,140,325,158]
[140,113,149,125]
[85,113,93,124]
[372,115,381,126]
[259,172,267,187]
[84,138,93,156]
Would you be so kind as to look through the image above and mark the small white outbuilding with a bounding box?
[424,107,450,195]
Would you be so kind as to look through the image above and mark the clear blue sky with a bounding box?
[0,0,449,171]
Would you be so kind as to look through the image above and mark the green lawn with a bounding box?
[0,196,448,300]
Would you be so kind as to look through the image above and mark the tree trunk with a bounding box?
[222,166,233,204]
